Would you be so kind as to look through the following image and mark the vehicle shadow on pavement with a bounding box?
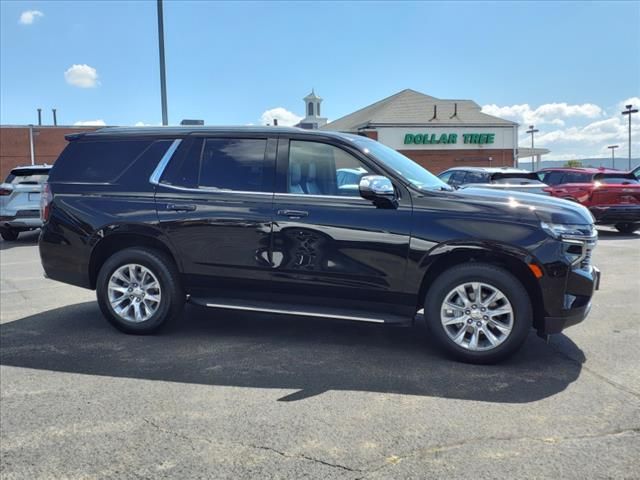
[0,302,585,403]
[0,230,40,250]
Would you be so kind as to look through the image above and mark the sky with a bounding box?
[1,0,639,161]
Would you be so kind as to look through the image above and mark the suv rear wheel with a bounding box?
[0,228,19,241]
[96,247,184,334]
[614,222,639,234]
[424,263,532,364]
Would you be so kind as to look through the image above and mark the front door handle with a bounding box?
[167,204,197,212]
[277,209,308,218]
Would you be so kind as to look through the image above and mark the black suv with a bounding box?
[39,127,600,363]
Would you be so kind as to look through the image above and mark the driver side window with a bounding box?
[287,140,371,196]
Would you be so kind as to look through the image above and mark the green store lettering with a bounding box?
[404,133,495,145]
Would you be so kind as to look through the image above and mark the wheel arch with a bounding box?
[416,245,544,326]
[88,231,181,289]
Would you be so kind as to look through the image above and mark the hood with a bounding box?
[449,187,594,225]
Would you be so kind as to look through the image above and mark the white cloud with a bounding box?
[482,102,602,127]
[19,10,43,25]
[73,120,106,126]
[134,121,161,126]
[64,64,99,88]
[485,98,640,161]
[260,107,302,126]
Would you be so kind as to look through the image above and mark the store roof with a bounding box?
[321,89,517,131]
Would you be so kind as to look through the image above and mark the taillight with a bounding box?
[40,183,53,222]
[542,187,552,193]
[0,187,12,196]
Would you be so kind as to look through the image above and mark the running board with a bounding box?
[189,297,412,325]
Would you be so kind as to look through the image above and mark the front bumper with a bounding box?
[590,205,640,225]
[540,266,600,335]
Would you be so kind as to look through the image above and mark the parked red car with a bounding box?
[538,167,640,234]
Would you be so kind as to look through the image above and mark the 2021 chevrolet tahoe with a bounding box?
[39,127,600,363]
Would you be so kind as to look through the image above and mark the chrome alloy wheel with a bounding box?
[107,264,162,323]
[440,282,514,351]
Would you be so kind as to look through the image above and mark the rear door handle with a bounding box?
[277,209,308,218]
[167,204,197,212]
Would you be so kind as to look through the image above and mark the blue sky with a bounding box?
[1,0,638,160]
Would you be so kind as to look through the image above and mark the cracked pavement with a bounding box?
[1,228,639,479]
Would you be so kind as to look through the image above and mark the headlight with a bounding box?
[540,222,593,240]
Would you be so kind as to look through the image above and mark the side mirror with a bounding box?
[359,175,397,208]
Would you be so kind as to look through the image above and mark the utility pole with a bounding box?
[526,125,539,171]
[608,145,619,169]
[622,104,638,169]
[157,0,168,126]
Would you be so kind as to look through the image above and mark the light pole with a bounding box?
[157,0,168,126]
[526,125,539,171]
[622,104,638,169]
[608,145,619,169]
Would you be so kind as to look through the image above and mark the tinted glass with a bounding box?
[543,171,565,185]
[438,171,453,183]
[6,169,50,184]
[465,171,489,184]
[288,140,371,196]
[199,138,267,191]
[50,140,153,183]
[563,172,592,183]
[449,171,466,185]
[161,138,202,188]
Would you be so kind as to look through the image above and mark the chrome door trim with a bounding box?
[149,139,183,185]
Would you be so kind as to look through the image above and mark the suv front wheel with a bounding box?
[424,263,532,364]
[96,247,184,334]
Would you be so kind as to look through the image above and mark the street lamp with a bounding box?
[622,104,638,169]
[608,145,619,169]
[526,125,539,171]
[157,0,168,126]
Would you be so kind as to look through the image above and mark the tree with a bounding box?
[564,159,582,167]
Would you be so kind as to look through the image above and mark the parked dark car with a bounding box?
[438,167,550,195]
[538,167,640,234]
[39,127,600,363]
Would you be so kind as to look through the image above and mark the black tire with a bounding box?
[0,228,19,241]
[96,247,184,334]
[424,263,532,364]
[614,223,639,234]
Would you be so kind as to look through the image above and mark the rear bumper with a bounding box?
[590,205,640,224]
[539,266,600,335]
[0,212,42,229]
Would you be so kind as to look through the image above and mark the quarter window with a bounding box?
[199,138,267,191]
[288,141,372,196]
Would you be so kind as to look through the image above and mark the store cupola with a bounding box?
[296,89,328,130]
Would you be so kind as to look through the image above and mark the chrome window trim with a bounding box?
[155,182,273,196]
[204,302,385,323]
[275,192,368,202]
[148,139,183,185]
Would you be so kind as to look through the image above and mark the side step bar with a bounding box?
[189,297,412,325]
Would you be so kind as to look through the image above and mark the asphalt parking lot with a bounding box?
[1,229,639,479]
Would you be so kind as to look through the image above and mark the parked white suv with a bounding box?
[0,165,51,241]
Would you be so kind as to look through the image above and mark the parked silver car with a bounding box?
[438,167,551,195]
[0,165,51,241]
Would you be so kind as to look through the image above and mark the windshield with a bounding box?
[5,169,50,185]
[353,136,451,191]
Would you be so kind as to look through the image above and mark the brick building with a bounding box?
[321,89,518,174]
[0,125,100,179]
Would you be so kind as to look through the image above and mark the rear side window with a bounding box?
[50,140,153,183]
[199,138,267,191]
